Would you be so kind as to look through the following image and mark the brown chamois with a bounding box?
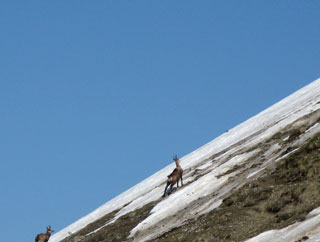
[35,226,54,242]
[163,155,183,197]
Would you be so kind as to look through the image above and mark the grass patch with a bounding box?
[61,201,157,242]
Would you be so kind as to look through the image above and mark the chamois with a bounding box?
[163,155,183,197]
[35,226,54,242]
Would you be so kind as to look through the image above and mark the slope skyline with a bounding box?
[1,2,320,242]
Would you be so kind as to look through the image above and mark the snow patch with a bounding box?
[306,122,320,134]
[275,148,299,162]
[247,167,266,179]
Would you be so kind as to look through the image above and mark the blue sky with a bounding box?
[1,1,319,241]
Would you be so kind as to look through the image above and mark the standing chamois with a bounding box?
[35,226,54,242]
[163,155,183,197]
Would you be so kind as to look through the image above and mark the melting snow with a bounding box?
[275,148,299,162]
[306,122,320,134]
[247,167,266,179]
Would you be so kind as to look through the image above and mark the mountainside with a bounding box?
[51,78,320,242]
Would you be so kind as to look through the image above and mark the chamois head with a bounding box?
[46,225,54,234]
[173,155,179,161]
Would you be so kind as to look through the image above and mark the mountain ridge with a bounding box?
[51,78,320,242]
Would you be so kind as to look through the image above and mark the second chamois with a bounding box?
[163,155,183,197]
[35,225,54,242]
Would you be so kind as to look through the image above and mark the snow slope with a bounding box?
[51,78,320,242]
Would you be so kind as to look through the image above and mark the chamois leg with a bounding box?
[181,175,183,186]
[163,182,169,197]
[170,183,174,193]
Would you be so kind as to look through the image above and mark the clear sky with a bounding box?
[1,1,319,241]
